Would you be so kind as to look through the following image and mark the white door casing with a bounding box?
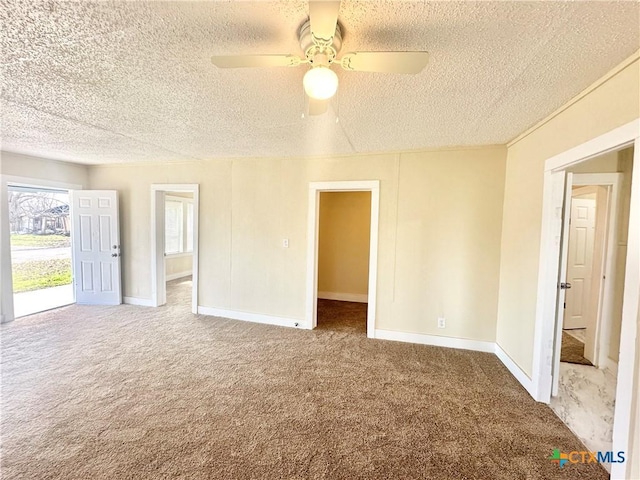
[70,190,122,305]
[306,180,380,337]
[564,196,596,329]
[150,184,199,314]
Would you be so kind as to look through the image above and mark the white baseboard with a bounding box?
[123,296,155,307]
[318,291,368,303]
[374,329,495,353]
[197,306,308,329]
[494,343,536,398]
[166,271,192,281]
[602,357,618,377]
[188,306,539,403]
[374,331,535,400]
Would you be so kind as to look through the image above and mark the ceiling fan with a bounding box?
[211,0,429,115]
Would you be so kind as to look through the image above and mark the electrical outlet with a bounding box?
[437,317,446,329]
[283,238,289,248]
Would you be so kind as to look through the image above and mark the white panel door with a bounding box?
[70,190,122,305]
[564,197,596,329]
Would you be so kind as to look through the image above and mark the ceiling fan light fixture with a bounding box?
[303,66,338,100]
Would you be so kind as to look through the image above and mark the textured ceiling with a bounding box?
[1,0,639,164]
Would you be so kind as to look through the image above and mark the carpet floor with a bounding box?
[560,332,593,366]
[1,279,607,479]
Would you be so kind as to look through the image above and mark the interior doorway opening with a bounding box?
[559,172,623,371]
[316,191,371,335]
[550,153,633,469]
[151,184,199,313]
[306,181,379,336]
[533,122,638,480]
[7,184,74,317]
[164,192,195,307]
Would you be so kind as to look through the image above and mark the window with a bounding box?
[165,196,193,255]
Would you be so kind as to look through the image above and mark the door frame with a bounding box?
[306,180,380,337]
[532,119,639,480]
[551,173,622,396]
[150,184,199,313]
[571,173,621,371]
[0,174,82,323]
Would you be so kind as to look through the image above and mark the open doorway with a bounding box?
[306,181,379,336]
[533,123,638,479]
[316,191,371,335]
[559,172,623,370]
[164,192,194,307]
[151,184,199,313]
[7,185,74,317]
[561,185,598,365]
[550,153,632,466]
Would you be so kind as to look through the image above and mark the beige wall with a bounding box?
[608,147,634,362]
[567,151,619,174]
[318,192,371,297]
[87,160,230,300]
[1,151,89,186]
[495,55,639,475]
[495,56,639,376]
[166,255,192,279]
[88,145,506,342]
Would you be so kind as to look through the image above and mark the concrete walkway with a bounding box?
[13,284,74,318]
[10,247,71,263]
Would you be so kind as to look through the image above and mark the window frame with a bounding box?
[164,195,194,257]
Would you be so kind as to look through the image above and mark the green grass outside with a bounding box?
[12,259,72,293]
[10,234,70,248]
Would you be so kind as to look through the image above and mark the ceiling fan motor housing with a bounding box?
[299,19,342,66]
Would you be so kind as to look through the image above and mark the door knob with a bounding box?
[560,282,572,290]
[111,253,118,257]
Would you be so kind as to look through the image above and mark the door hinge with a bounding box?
[564,302,566,309]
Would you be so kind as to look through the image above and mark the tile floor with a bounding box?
[550,361,616,471]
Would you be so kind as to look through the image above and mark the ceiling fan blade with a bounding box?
[211,54,302,68]
[309,0,341,41]
[308,97,329,116]
[340,51,429,74]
